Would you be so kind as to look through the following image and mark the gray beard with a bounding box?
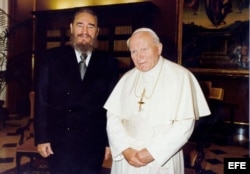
[70,34,95,53]
[74,42,93,53]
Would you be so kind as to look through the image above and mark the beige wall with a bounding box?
[10,0,34,21]
[35,0,149,11]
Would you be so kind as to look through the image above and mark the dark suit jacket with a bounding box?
[34,45,119,166]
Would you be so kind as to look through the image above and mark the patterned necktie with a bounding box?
[79,53,87,79]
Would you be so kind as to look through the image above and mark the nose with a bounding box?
[82,25,88,34]
[137,51,145,60]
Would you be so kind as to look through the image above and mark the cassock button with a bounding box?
[67,128,70,131]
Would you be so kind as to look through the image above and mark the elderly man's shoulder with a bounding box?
[163,58,192,74]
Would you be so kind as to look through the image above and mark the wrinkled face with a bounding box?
[129,32,162,72]
[70,12,99,52]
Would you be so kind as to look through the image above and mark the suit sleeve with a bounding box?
[34,53,50,145]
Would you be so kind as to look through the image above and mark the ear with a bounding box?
[96,27,100,36]
[158,43,163,55]
[70,23,73,34]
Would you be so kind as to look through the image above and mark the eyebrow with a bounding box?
[88,23,96,27]
[76,22,96,27]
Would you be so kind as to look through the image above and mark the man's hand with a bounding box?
[122,148,146,167]
[136,148,154,164]
[37,143,54,158]
[104,146,112,160]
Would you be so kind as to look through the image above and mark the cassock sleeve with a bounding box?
[147,118,195,166]
[106,111,130,160]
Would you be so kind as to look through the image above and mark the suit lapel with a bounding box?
[61,46,82,82]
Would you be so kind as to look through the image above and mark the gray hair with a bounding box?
[72,8,99,26]
[127,28,161,47]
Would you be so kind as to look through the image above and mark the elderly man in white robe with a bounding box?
[104,28,211,174]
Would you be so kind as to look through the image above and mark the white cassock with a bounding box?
[104,57,211,174]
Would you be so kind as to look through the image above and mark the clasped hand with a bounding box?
[37,143,54,158]
[122,148,154,167]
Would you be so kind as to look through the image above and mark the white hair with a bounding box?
[126,28,161,47]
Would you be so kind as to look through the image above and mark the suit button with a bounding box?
[68,109,72,112]
[66,92,70,95]
[67,128,70,131]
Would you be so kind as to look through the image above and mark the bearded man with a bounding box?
[34,8,119,174]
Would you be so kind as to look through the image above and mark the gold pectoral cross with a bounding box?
[138,88,145,112]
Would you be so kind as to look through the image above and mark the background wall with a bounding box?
[7,0,34,116]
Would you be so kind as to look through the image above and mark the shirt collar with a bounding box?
[75,50,92,65]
